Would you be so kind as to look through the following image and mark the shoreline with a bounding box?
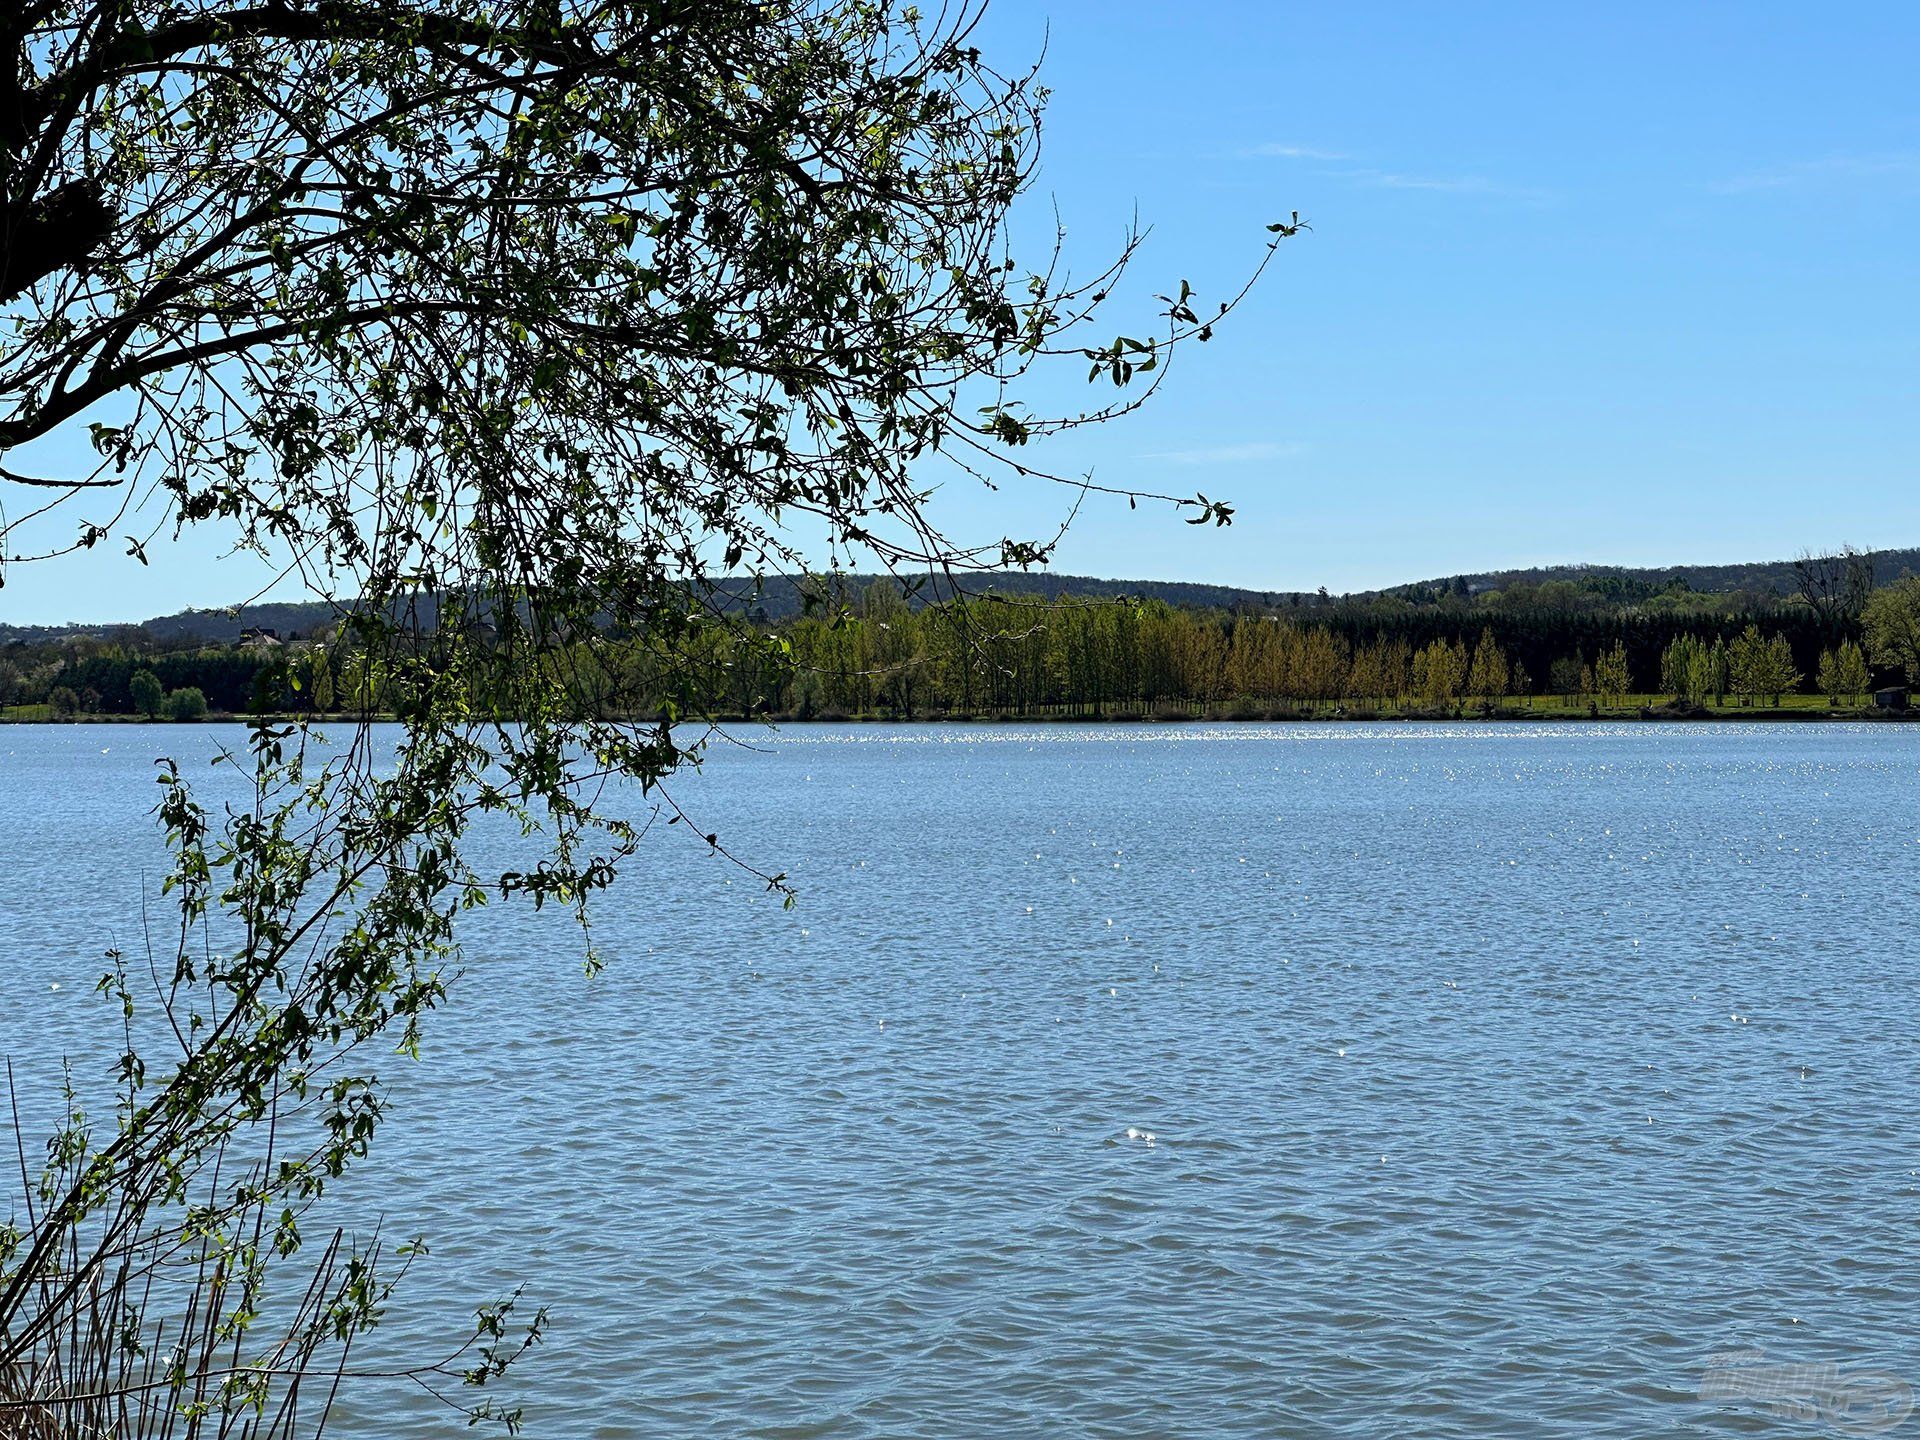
[5,706,1916,727]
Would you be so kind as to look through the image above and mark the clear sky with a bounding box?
[7,1,1920,624]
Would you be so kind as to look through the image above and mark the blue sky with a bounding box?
[7,1,1920,624]
[961,1,1920,594]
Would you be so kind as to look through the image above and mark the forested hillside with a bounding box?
[0,571,1291,645]
[7,549,1919,721]
[11,545,1920,646]
[1401,547,1920,603]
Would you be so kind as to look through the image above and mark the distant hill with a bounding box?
[1393,547,1920,600]
[0,572,1298,645]
[7,548,1920,644]
[0,598,358,646]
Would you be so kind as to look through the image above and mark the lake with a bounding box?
[3,721,1918,1437]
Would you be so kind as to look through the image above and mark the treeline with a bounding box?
[0,640,271,715]
[768,591,1886,717]
[4,580,1911,721]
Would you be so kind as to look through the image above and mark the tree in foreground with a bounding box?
[0,1,1286,1432]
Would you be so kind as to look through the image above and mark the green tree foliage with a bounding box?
[1593,641,1631,703]
[1728,624,1800,705]
[1759,634,1800,704]
[1814,648,1838,701]
[1412,636,1468,707]
[1707,637,1731,701]
[3,595,1861,724]
[0,2,1288,1431]
[1728,625,1765,705]
[1864,576,1920,683]
[127,667,163,717]
[1661,635,1701,701]
[1836,639,1870,699]
[1548,654,1585,696]
[1815,641,1870,704]
[1465,628,1509,704]
[1657,633,1730,704]
[160,685,209,720]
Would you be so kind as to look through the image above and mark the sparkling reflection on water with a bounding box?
[3,722,1918,1437]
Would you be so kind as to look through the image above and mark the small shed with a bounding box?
[1873,686,1908,711]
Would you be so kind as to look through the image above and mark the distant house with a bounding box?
[239,626,282,650]
[1873,686,1908,711]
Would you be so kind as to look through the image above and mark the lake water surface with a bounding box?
[3,722,1918,1437]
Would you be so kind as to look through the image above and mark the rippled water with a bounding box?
[4,722,1919,1437]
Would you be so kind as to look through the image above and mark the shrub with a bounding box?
[162,687,209,721]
